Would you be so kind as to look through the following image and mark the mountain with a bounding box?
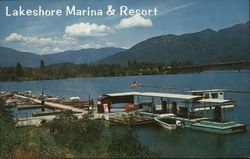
[98,21,250,65]
[42,47,125,66]
[0,47,41,67]
[0,47,125,67]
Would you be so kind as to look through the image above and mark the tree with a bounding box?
[40,60,45,70]
[15,62,23,77]
[45,111,104,150]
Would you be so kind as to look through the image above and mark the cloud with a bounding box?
[105,42,114,47]
[3,33,77,54]
[115,15,152,29]
[40,47,64,54]
[2,21,115,54]
[79,43,102,49]
[80,44,92,49]
[80,42,114,49]
[159,2,195,16]
[4,33,75,46]
[5,33,24,42]
[64,22,111,37]
[121,46,130,49]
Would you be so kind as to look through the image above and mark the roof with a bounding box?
[198,99,232,103]
[105,91,201,100]
[106,92,138,97]
[187,89,226,93]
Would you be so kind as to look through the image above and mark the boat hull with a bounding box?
[154,117,179,130]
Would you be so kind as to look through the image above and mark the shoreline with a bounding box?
[0,68,249,83]
[0,60,249,82]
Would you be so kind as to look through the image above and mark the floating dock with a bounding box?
[14,94,84,113]
[109,115,155,125]
[17,104,45,110]
[32,110,63,117]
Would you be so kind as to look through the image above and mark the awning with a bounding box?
[105,91,201,100]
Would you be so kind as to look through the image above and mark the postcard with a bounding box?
[0,0,249,158]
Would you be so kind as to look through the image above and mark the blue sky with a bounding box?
[0,0,249,54]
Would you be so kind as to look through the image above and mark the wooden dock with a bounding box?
[17,104,44,110]
[15,94,84,113]
[109,115,155,125]
[32,109,83,117]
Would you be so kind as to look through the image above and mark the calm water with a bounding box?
[1,70,250,158]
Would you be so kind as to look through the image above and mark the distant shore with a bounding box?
[0,60,249,82]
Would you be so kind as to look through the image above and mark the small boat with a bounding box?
[69,97,81,101]
[125,103,138,111]
[154,117,185,130]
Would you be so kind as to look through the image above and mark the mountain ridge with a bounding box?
[98,21,249,65]
[0,47,125,67]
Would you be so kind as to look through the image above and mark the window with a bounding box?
[212,93,218,99]
[204,93,209,99]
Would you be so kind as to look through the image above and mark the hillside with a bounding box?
[42,48,125,65]
[98,21,250,65]
[0,47,41,67]
[0,47,125,67]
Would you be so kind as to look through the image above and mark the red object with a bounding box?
[60,100,89,103]
[125,104,138,111]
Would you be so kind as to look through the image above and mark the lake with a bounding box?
[0,70,250,158]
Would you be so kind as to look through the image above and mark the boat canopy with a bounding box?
[105,91,201,100]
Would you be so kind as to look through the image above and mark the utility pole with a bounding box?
[41,88,45,112]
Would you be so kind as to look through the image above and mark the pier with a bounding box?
[14,94,84,113]
[110,115,155,125]
[17,104,44,110]
[32,110,62,117]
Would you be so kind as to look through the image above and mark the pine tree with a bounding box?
[40,60,45,70]
[15,62,23,77]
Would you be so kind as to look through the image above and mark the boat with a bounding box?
[154,116,185,130]
[55,96,92,109]
[125,103,138,111]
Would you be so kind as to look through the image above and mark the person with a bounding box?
[130,81,137,88]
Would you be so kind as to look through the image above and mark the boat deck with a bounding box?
[191,121,247,134]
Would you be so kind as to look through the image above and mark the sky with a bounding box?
[0,0,249,55]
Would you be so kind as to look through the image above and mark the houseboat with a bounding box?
[96,90,247,134]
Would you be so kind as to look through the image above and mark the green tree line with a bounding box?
[0,60,194,81]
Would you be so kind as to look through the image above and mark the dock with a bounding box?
[32,110,62,117]
[32,109,82,117]
[15,94,84,113]
[17,104,45,110]
[16,113,83,127]
[109,115,155,125]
